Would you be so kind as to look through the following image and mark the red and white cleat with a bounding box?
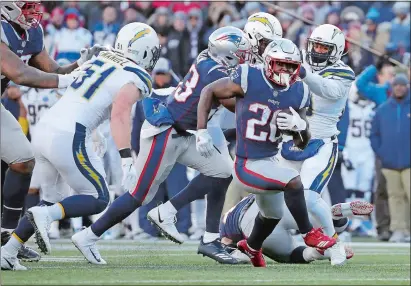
[331,201,374,219]
[237,239,266,267]
[303,228,336,250]
[344,245,354,260]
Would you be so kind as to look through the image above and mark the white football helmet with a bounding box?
[262,38,301,88]
[306,24,346,71]
[1,1,43,30]
[114,23,161,72]
[244,12,283,62]
[208,26,252,68]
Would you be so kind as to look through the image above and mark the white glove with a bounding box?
[91,129,107,158]
[77,44,108,66]
[57,69,87,88]
[191,129,214,158]
[121,157,137,193]
[277,107,307,132]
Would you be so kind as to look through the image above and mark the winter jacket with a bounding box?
[356,65,391,106]
[370,94,410,170]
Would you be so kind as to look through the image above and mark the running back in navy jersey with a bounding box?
[232,64,310,159]
[220,194,256,243]
[1,19,44,93]
[166,50,231,131]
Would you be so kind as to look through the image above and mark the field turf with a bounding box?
[2,239,410,285]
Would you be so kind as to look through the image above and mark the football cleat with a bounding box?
[303,228,336,250]
[329,240,346,266]
[197,237,239,264]
[71,228,106,265]
[147,205,184,244]
[316,244,354,260]
[331,201,374,220]
[1,247,27,271]
[237,239,266,267]
[1,231,41,262]
[26,206,52,254]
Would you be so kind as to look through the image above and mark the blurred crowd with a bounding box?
[2,1,410,243]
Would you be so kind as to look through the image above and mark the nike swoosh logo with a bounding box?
[4,257,14,269]
[89,248,101,263]
[158,208,164,223]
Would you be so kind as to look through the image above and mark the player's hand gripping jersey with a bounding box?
[41,50,152,133]
[233,64,310,159]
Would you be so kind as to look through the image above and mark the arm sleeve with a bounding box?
[302,70,353,100]
[370,109,381,157]
[355,65,388,105]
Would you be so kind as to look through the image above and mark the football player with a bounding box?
[220,194,373,264]
[72,26,251,265]
[0,0,103,263]
[276,24,356,265]
[1,22,160,270]
[196,38,337,267]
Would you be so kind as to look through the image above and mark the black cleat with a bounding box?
[197,237,239,265]
[1,231,41,262]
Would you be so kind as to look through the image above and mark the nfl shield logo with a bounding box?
[273,90,278,97]
[22,41,26,48]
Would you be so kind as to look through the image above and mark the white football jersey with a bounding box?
[302,50,355,138]
[345,98,376,160]
[41,51,153,133]
[21,87,60,138]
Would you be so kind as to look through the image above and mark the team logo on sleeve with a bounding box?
[128,28,151,47]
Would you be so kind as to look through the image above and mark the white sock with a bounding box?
[71,217,83,231]
[303,247,325,262]
[47,203,64,221]
[202,232,219,243]
[1,228,14,233]
[88,227,101,240]
[162,201,177,215]
[3,235,23,257]
[306,191,335,237]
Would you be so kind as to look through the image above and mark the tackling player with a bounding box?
[277,24,356,265]
[220,194,373,264]
[1,22,160,270]
[196,38,337,267]
[0,0,103,263]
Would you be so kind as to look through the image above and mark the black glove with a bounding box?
[375,54,392,71]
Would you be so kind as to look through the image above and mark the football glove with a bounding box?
[277,107,307,132]
[57,69,87,88]
[189,129,214,158]
[121,157,137,193]
[77,44,108,66]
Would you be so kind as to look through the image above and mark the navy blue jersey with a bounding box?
[233,64,310,159]
[1,19,44,93]
[219,194,255,243]
[166,50,230,131]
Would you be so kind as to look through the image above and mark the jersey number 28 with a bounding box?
[246,103,280,142]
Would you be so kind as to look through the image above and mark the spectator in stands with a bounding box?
[53,8,92,62]
[286,4,316,49]
[356,58,395,106]
[44,7,65,54]
[167,12,190,77]
[134,2,155,20]
[186,8,207,67]
[151,58,180,89]
[84,1,119,31]
[122,6,146,26]
[370,73,410,243]
[147,6,171,32]
[92,5,120,47]
[389,2,410,54]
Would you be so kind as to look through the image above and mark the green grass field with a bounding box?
[2,239,410,285]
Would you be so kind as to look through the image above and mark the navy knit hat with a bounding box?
[393,73,409,86]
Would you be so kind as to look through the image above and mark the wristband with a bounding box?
[119,148,132,158]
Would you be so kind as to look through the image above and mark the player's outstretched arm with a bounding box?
[29,49,79,74]
[1,43,59,88]
[197,77,244,130]
[300,67,353,100]
[110,83,142,151]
